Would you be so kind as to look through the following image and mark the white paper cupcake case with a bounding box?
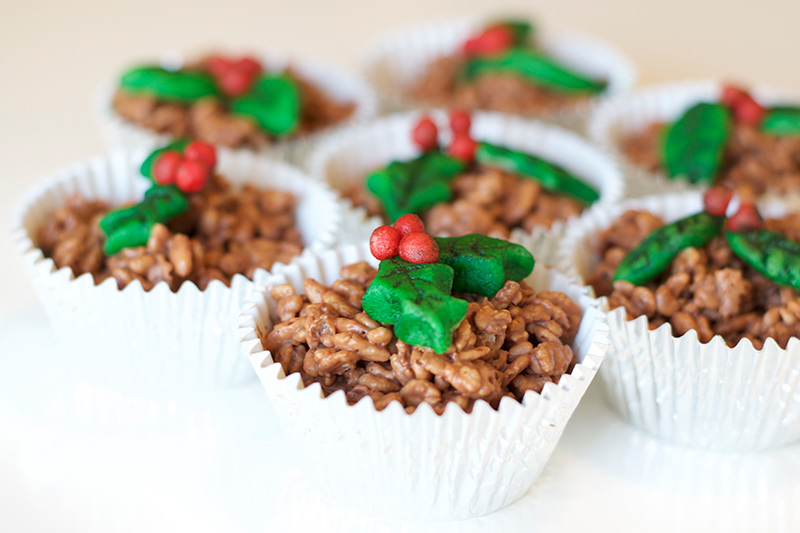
[12,148,344,392]
[94,51,378,164]
[306,109,625,266]
[557,191,800,450]
[588,79,800,199]
[239,243,609,520]
[361,17,636,131]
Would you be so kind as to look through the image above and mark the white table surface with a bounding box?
[2,302,800,533]
[3,1,800,531]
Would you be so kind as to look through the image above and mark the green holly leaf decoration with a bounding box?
[120,66,219,103]
[140,138,191,183]
[362,258,468,354]
[366,150,467,223]
[460,48,607,94]
[436,234,535,297]
[726,229,800,291]
[99,185,188,255]
[475,141,599,204]
[760,106,800,137]
[660,102,732,184]
[613,212,724,285]
[230,74,300,137]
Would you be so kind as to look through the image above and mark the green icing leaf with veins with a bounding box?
[99,185,188,255]
[231,74,300,137]
[460,48,607,94]
[475,142,599,204]
[140,138,191,183]
[760,106,800,137]
[613,212,724,285]
[366,150,467,223]
[436,234,535,297]
[362,258,468,354]
[660,102,732,184]
[726,229,800,290]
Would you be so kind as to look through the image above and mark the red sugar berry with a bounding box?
[175,159,210,193]
[726,203,763,232]
[468,25,514,56]
[399,232,440,264]
[206,55,233,77]
[235,56,262,76]
[393,213,426,236]
[703,186,734,217]
[412,116,439,152]
[369,225,401,260]
[153,150,183,185]
[449,109,472,135]
[219,68,254,97]
[184,140,217,168]
[463,37,481,55]
[448,133,478,163]
[720,84,748,108]
[734,94,766,126]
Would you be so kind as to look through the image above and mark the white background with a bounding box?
[2,0,800,531]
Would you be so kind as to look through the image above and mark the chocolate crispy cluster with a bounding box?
[37,175,304,291]
[262,262,581,413]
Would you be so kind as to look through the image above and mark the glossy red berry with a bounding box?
[720,84,748,108]
[449,109,472,135]
[734,94,766,126]
[480,25,514,52]
[399,232,440,264]
[206,55,233,77]
[393,213,426,236]
[463,37,481,55]
[369,225,401,260]
[235,56,262,76]
[726,203,763,232]
[175,159,210,193]
[219,68,254,97]
[466,25,514,56]
[184,140,217,168]
[448,133,478,163]
[153,150,183,185]
[412,116,439,151]
[703,186,733,217]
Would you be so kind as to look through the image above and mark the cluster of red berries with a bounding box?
[153,140,217,193]
[463,24,514,57]
[206,55,262,98]
[703,185,762,232]
[721,84,765,126]
[369,214,440,264]
[411,109,477,162]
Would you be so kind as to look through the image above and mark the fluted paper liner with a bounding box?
[307,110,625,266]
[95,51,378,163]
[361,18,635,131]
[239,243,609,520]
[587,79,800,199]
[12,148,343,391]
[557,191,800,450]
